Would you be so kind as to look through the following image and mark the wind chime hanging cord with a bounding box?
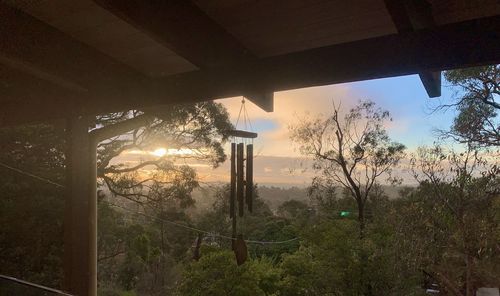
[243,99,253,132]
[0,161,298,245]
[234,97,254,133]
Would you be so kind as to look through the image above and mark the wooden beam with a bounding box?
[385,0,435,31]
[0,65,82,125]
[94,0,252,68]
[0,53,88,93]
[419,71,441,97]
[0,2,156,112]
[0,65,131,125]
[1,15,499,125]
[244,91,274,112]
[94,0,274,111]
[155,15,499,101]
[384,0,442,97]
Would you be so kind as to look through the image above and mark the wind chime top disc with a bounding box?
[226,129,258,139]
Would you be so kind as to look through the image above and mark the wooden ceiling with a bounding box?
[5,0,197,77]
[0,0,499,125]
[194,0,398,57]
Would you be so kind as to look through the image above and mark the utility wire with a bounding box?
[104,201,298,245]
[0,161,64,188]
[105,201,233,240]
[0,275,73,296]
[0,161,299,245]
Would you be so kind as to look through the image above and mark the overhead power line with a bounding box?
[0,161,299,245]
[0,161,64,188]
[105,201,298,245]
[0,275,73,296]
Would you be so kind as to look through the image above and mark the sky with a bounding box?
[190,74,460,186]
[119,74,460,187]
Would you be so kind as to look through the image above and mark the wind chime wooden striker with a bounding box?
[228,98,257,265]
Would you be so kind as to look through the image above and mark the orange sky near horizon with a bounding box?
[117,74,464,186]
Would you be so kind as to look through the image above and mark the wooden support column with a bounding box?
[64,116,97,296]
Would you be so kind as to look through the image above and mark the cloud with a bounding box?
[112,75,459,187]
[217,84,364,157]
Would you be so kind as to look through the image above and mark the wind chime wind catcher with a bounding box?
[227,98,257,265]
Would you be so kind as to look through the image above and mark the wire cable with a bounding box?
[104,201,298,245]
[0,161,64,188]
[0,275,73,296]
[0,161,299,245]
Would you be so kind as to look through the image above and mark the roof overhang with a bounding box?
[0,0,499,125]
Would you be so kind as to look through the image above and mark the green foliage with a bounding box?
[277,199,311,223]
[98,201,193,295]
[98,102,233,205]
[177,248,281,296]
[0,124,65,288]
[443,64,499,146]
[405,145,500,293]
[0,102,232,294]
[195,185,300,261]
[2,96,498,296]
[280,211,425,296]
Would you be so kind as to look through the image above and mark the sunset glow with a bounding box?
[151,148,196,157]
[152,148,167,157]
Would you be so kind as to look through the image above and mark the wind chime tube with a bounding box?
[230,143,236,219]
[245,144,253,212]
[237,143,244,217]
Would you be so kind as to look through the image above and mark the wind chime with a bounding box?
[227,98,257,265]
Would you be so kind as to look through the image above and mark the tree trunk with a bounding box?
[465,254,473,296]
[356,197,370,295]
[357,199,365,239]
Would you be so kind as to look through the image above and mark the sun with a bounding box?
[152,148,167,157]
[151,148,198,157]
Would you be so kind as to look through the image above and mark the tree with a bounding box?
[290,100,405,234]
[177,247,282,296]
[195,185,299,261]
[0,124,66,288]
[97,199,194,296]
[280,215,424,296]
[442,65,499,147]
[404,144,500,296]
[277,199,312,228]
[96,102,232,207]
[91,102,232,295]
[0,101,233,293]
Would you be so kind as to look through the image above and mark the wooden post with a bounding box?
[64,116,97,296]
[88,136,97,296]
